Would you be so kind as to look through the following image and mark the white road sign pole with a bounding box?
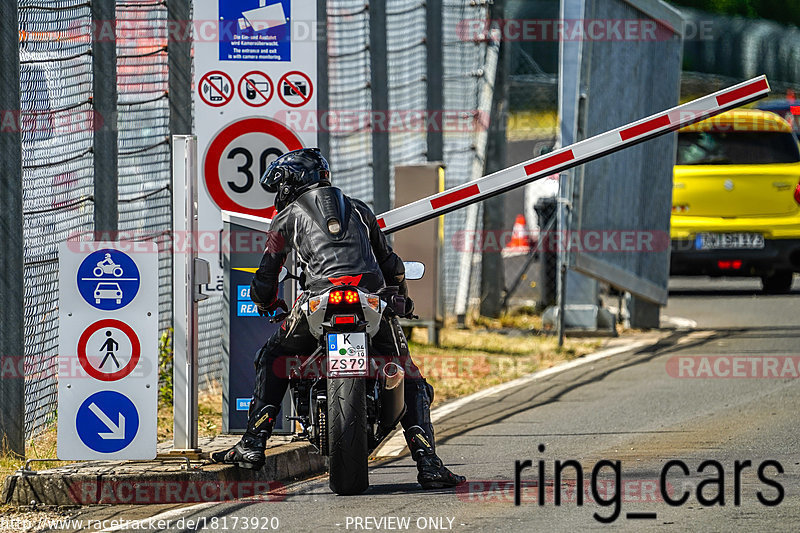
[172,135,209,452]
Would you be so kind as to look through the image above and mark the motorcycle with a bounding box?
[272,261,425,496]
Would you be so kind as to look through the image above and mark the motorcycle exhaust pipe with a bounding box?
[379,362,405,430]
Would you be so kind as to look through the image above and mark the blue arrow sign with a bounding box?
[76,249,141,311]
[76,391,139,453]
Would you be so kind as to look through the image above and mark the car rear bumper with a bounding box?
[670,238,800,276]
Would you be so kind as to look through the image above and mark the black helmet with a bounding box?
[260,148,331,211]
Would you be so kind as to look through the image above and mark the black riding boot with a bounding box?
[404,425,466,489]
[211,400,278,470]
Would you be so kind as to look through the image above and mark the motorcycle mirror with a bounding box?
[278,267,289,283]
[403,261,425,280]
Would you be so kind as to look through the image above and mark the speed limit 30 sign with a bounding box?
[203,117,304,218]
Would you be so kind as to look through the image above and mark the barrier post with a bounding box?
[171,135,207,452]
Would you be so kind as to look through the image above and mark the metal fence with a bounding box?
[18,0,174,439]
[115,1,172,335]
[440,0,492,312]
[19,0,95,438]
[325,0,493,313]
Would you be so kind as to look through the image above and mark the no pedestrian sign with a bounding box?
[58,242,158,460]
[77,319,141,382]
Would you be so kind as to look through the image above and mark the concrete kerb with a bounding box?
[2,436,326,507]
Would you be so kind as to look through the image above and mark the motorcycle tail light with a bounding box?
[329,290,359,305]
[344,290,359,304]
[308,296,322,313]
[794,180,800,205]
[367,295,380,311]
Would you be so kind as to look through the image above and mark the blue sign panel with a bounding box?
[236,398,251,411]
[76,391,139,453]
[237,284,259,317]
[236,284,284,317]
[238,302,261,317]
[219,0,291,62]
[238,285,251,300]
[227,266,284,432]
[76,249,140,311]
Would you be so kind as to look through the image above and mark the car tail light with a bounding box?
[794,180,800,205]
[329,290,359,305]
[332,315,356,325]
[718,260,742,270]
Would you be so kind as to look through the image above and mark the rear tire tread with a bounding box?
[327,377,369,495]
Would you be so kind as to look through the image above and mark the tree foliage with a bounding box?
[668,0,800,27]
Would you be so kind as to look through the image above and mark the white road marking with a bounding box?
[96,502,218,532]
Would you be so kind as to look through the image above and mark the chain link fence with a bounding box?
[20,0,95,438]
[325,0,493,313]
[327,1,373,203]
[18,0,174,439]
[115,1,172,335]
[441,0,491,312]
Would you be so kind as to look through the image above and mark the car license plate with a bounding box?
[695,233,765,250]
[327,332,368,377]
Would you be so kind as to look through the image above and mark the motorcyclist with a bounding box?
[211,148,465,490]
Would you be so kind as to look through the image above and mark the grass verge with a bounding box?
[409,319,602,402]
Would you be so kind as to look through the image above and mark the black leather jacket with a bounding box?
[250,186,406,306]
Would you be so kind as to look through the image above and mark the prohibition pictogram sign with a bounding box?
[199,70,234,107]
[77,318,141,382]
[238,71,274,107]
[278,71,313,108]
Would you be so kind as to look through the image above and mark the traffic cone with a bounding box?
[503,214,531,256]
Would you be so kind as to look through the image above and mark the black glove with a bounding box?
[402,296,415,318]
[257,298,288,318]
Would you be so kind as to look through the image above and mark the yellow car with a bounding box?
[670,109,800,293]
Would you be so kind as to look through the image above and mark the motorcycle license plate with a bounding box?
[327,332,368,377]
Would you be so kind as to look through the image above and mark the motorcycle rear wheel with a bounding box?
[327,376,369,495]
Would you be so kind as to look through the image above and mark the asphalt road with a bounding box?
[68,275,799,532]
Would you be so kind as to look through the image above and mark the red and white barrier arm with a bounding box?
[377,75,770,234]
